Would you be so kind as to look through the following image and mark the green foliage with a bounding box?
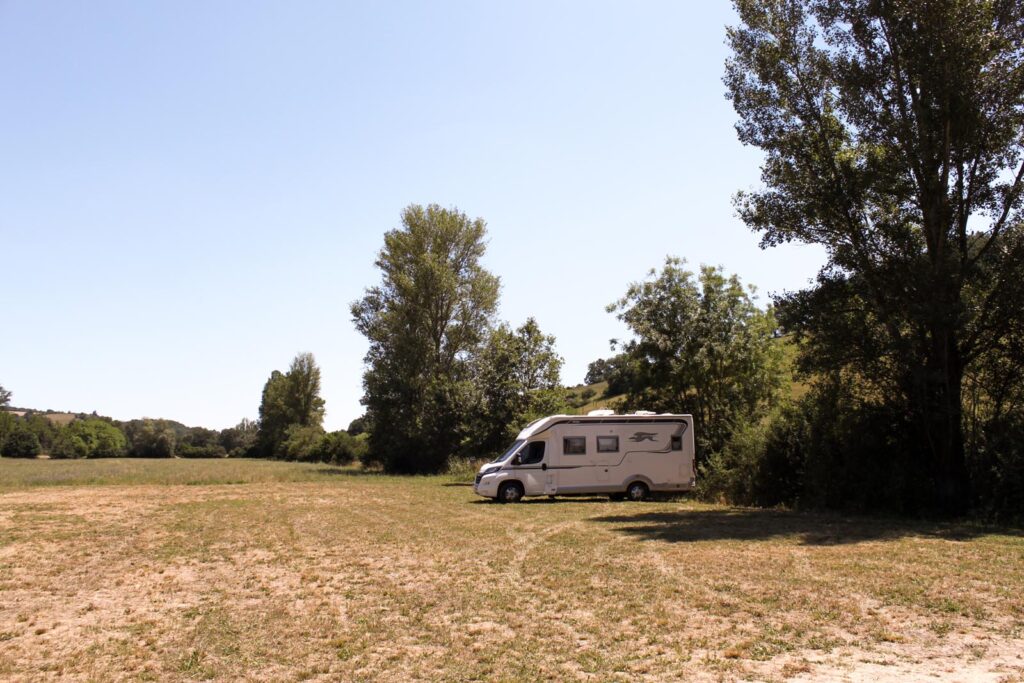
[257,353,326,458]
[726,0,1024,514]
[470,318,565,457]
[346,416,366,437]
[0,411,15,453]
[219,418,259,458]
[281,424,326,461]
[50,433,89,460]
[177,427,227,458]
[352,204,500,474]
[52,419,128,458]
[610,259,786,458]
[0,384,11,407]
[584,353,639,397]
[2,422,41,458]
[584,358,613,386]
[123,419,179,458]
[22,414,60,452]
[310,430,366,465]
[702,378,947,514]
[969,415,1024,523]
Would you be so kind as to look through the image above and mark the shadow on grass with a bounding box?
[589,508,1024,546]
[470,496,615,505]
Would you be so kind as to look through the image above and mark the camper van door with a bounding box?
[515,440,548,496]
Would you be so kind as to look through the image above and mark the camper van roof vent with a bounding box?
[587,409,615,416]
[632,410,657,416]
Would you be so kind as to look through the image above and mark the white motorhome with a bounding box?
[473,411,695,502]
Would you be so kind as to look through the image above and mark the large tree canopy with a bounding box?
[352,204,500,473]
[610,259,785,458]
[472,318,565,456]
[726,0,1024,513]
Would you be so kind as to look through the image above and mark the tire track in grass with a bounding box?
[504,520,582,586]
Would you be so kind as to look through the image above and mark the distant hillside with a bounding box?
[563,381,626,415]
[1,406,193,434]
[41,412,77,426]
[2,408,80,425]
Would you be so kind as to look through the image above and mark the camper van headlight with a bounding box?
[480,467,500,478]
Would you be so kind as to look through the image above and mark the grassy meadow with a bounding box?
[1,458,1022,681]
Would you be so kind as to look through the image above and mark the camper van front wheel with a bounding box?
[498,481,524,503]
[626,482,649,502]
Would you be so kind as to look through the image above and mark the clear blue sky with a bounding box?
[0,1,824,431]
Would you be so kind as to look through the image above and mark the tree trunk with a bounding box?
[921,323,969,516]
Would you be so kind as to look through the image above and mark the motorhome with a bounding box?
[473,410,695,502]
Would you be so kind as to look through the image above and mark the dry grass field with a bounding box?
[1,458,1022,682]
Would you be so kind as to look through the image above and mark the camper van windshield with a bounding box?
[491,439,525,463]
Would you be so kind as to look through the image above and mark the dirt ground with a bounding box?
[1,464,1022,681]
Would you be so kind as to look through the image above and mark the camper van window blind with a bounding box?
[596,436,619,453]
[563,437,586,455]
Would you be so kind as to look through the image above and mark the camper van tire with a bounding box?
[626,481,649,502]
[498,481,524,504]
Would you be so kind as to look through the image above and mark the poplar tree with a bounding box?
[352,204,500,473]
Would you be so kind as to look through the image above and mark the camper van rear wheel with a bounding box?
[626,481,649,502]
[498,481,524,503]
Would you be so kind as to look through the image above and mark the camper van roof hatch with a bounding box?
[632,410,657,416]
[587,409,615,416]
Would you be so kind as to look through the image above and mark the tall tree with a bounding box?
[726,0,1024,514]
[284,352,326,429]
[610,259,785,458]
[257,370,289,456]
[0,384,10,407]
[256,353,326,457]
[473,318,565,456]
[352,204,500,473]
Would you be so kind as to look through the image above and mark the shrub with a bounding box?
[176,443,227,458]
[310,431,365,465]
[2,425,41,458]
[50,433,89,459]
[968,415,1024,523]
[282,424,326,461]
[700,381,923,514]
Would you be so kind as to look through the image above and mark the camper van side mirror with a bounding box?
[512,454,522,466]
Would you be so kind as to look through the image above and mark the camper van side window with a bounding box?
[520,441,545,465]
[563,437,586,455]
[596,436,619,453]
[671,435,682,451]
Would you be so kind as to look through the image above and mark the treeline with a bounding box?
[0,385,361,465]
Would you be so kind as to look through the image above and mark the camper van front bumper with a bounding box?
[473,472,502,497]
